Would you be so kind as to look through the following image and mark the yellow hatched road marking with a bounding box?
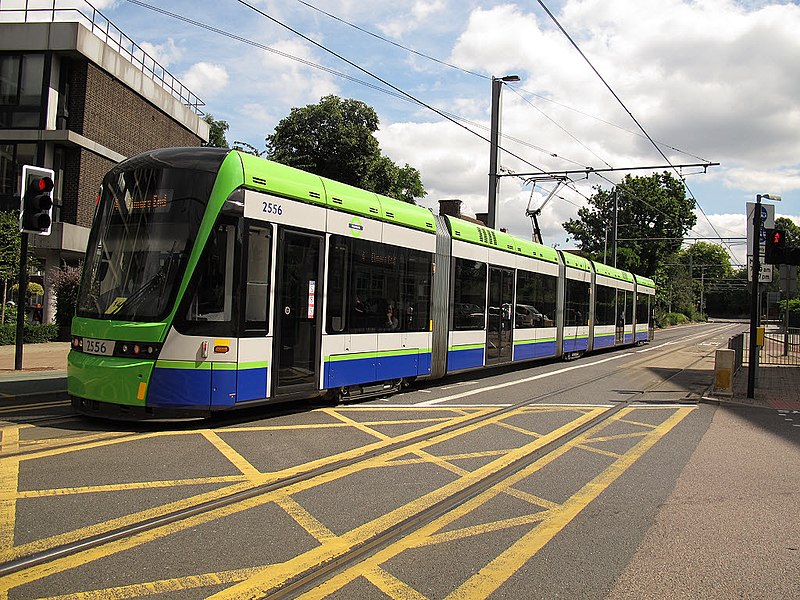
[16,475,247,499]
[274,495,337,543]
[199,431,263,482]
[0,406,500,591]
[576,444,624,459]
[205,407,607,599]
[446,407,694,599]
[41,566,264,599]
[0,426,21,553]
[363,566,428,600]
[288,407,693,600]
[321,408,393,441]
[585,431,649,443]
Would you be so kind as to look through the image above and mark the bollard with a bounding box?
[714,348,735,397]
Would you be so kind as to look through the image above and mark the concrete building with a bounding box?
[1,1,209,323]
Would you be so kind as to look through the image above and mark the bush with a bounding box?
[656,312,689,328]
[51,265,82,328]
[0,323,59,345]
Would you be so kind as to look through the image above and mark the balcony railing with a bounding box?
[0,0,205,115]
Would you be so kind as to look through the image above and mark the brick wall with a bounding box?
[82,62,202,156]
[61,59,204,227]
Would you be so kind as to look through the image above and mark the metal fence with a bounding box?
[0,0,204,114]
[741,327,800,366]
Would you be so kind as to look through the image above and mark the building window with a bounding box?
[0,143,36,212]
[0,54,45,128]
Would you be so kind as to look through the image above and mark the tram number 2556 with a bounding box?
[262,202,283,216]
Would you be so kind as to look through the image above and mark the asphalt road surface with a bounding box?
[1,322,797,599]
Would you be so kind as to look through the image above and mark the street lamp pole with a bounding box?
[747,193,780,398]
[487,75,519,230]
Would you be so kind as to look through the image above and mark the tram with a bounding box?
[68,147,656,419]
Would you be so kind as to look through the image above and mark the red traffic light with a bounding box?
[36,177,54,193]
[772,230,783,244]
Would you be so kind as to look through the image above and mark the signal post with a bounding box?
[15,165,55,370]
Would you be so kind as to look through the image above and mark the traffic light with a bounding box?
[764,228,786,264]
[20,165,54,236]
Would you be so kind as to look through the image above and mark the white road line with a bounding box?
[414,353,632,406]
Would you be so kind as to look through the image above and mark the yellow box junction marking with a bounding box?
[294,407,693,600]
[0,406,693,599]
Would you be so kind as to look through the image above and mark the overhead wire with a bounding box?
[124,0,560,180]
[534,0,735,261]
[293,0,489,80]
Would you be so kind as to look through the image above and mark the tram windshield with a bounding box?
[76,149,226,321]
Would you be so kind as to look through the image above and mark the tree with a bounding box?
[202,114,229,148]
[266,95,426,204]
[774,216,800,248]
[563,172,697,276]
[0,211,21,324]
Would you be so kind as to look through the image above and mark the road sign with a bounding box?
[746,201,774,256]
[747,256,773,282]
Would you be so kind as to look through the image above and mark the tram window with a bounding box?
[636,293,650,324]
[244,224,271,334]
[178,222,238,335]
[452,259,486,330]
[326,235,432,335]
[515,270,556,328]
[595,285,616,326]
[564,278,589,327]
[327,238,348,333]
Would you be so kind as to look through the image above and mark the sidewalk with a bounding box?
[0,341,70,399]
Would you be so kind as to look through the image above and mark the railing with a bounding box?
[742,327,800,366]
[0,0,205,114]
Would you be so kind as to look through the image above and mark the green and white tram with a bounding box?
[69,147,655,419]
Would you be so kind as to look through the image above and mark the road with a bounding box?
[0,322,797,599]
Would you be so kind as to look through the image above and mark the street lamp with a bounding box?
[487,74,520,230]
[747,192,781,398]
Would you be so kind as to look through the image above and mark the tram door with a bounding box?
[486,267,514,365]
[615,291,625,344]
[273,230,323,396]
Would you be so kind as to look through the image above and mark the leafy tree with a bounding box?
[202,114,229,148]
[774,216,800,248]
[563,172,697,276]
[0,211,20,324]
[266,95,426,204]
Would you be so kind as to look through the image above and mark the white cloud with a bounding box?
[139,38,183,68]
[180,62,229,98]
[256,38,340,105]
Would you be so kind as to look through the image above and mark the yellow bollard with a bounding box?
[713,348,735,397]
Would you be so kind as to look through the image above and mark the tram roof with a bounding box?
[635,274,657,288]
[236,151,437,234]
[593,261,636,283]
[446,216,559,263]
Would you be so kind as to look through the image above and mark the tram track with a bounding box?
[0,324,733,581]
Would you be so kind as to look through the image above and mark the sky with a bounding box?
[63,0,800,267]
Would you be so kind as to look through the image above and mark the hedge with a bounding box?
[0,323,60,345]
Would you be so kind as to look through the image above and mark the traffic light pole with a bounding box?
[14,232,29,370]
[747,195,763,399]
